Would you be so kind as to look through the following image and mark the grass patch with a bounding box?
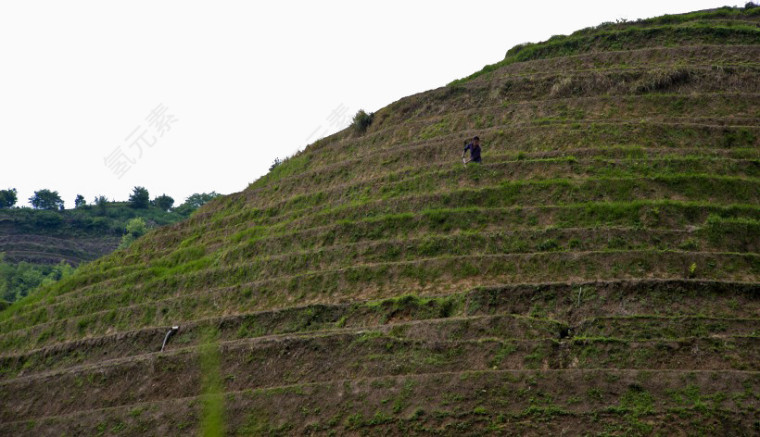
[200,328,225,437]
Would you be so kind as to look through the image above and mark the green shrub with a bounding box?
[537,238,560,251]
[119,217,148,249]
[32,211,63,228]
[352,109,374,134]
[473,406,488,415]
[722,128,756,148]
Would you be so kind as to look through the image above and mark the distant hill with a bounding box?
[1,6,760,436]
[0,192,219,303]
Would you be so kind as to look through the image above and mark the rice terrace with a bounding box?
[2,5,760,436]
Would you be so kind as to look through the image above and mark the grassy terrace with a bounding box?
[2,370,759,435]
[1,280,758,376]
[4,200,759,301]
[2,214,757,335]
[3,199,756,329]
[248,94,760,177]
[3,335,760,421]
[452,7,760,84]
[2,250,758,342]
[2,8,760,436]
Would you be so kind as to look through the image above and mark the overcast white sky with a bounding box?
[0,0,743,207]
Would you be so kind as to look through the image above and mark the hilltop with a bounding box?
[1,6,759,435]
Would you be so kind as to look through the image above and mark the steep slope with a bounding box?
[2,7,760,436]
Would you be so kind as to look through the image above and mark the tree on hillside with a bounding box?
[74,194,87,208]
[0,188,17,208]
[29,189,64,211]
[128,186,150,209]
[94,195,108,216]
[153,194,174,211]
[174,192,221,216]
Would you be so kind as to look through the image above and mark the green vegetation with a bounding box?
[173,192,221,217]
[352,109,374,134]
[1,201,176,237]
[0,189,17,209]
[118,217,148,249]
[74,194,86,208]
[128,186,150,209]
[200,329,225,437]
[28,189,64,211]
[0,256,74,303]
[153,194,174,212]
[0,189,220,303]
[269,157,282,172]
[450,6,760,85]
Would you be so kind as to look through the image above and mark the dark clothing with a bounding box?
[464,143,482,163]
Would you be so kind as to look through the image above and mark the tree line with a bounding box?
[0,187,220,217]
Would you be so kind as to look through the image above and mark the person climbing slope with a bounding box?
[462,136,482,164]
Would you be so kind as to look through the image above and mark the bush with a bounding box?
[119,217,148,249]
[33,211,63,228]
[126,217,147,235]
[352,109,374,134]
[537,238,560,251]
[746,2,758,10]
[175,192,221,217]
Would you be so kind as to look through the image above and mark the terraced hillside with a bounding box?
[0,211,119,267]
[2,7,760,436]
